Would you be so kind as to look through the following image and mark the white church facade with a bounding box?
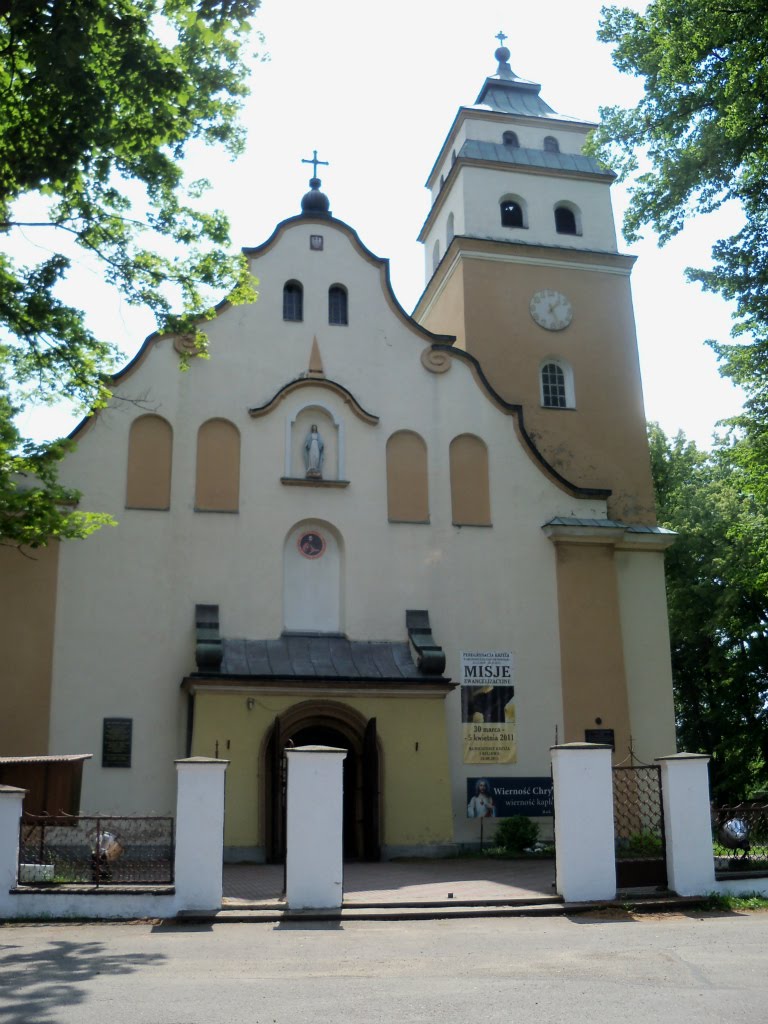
[1,41,677,860]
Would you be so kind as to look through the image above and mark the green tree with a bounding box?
[649,423,768,800]
[589,1,768,337]
[589,1,768,471]
[0,0,261,547]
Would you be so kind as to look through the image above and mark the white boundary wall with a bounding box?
[0,757,228,920]
[285,745,346,910]
[658,753,768,898]
[551,743,616,902]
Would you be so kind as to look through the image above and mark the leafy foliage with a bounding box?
[649,423,768,800]
[493,815,540,853]
[588,2,768,420]
[0,0,260,546]
[589,1,768,309]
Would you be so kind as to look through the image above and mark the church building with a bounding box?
[1,40,677,861]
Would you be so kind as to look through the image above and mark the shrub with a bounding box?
[494,815,539,853]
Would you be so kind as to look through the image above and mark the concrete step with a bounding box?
[178,901,567,924]
[175,893,704,925]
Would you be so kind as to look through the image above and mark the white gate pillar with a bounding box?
[174,757,229,913]
[0,786,25,918]
[551,742,616,902]
[656,753,716,896]
[285,745,346,910]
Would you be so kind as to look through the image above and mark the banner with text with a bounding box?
[466,777,553,818]
[460,651,516,764]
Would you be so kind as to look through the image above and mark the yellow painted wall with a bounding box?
[191,692,454,850]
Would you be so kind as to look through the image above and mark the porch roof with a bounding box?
[187,634,452,685]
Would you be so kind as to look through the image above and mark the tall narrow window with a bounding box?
[125,414,172,509]
[432,240,440,271]
[500,200,524,228]
[503,130,519,148]
[446,212,454,246]
[555,205,578,235]
[195,419,241,512]
[329,284,348,325]
[386,431,429,523]
[450,435,491,526]
[543,136,560,153]
[283,281,303,321]
[541,363,567,408]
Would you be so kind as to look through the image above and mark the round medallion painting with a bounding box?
[297,531,326,559]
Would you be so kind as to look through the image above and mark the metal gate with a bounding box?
[613,765,667,888]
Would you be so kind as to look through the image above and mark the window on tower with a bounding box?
[446,212,455,246]
[554,205,579,235]
[540,360,575,409]
[500,200,525,229]
[502,131,519,148]
[543,136,560,154]
[328,284,348,325]
[283,281,303,321]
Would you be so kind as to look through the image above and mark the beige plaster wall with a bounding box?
[39,216,672,844]
[0,542,59,754]
[616,549,678,762]
[553,541,632,758]
[420,244,655,523]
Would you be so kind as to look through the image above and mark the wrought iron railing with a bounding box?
[18,815,174,887]
[712,803,768,872]
[613,766,665,856]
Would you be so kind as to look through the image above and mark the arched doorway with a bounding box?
[263,702,380,863]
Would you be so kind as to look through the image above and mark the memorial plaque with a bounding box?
[584,728,615,750]
[102,717,133,768]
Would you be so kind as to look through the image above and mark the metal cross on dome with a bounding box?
[302,149,329,178]
[495,30,508,46]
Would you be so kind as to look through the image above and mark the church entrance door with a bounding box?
[264,702,380,863]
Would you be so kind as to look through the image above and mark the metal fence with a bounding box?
[713,803,768,872]
[613,765,667,887]
[18,815,174,886]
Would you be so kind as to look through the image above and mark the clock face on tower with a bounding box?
[529,290,573,331]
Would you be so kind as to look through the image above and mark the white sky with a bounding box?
[16,0,745,448]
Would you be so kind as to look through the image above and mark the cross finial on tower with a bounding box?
[495,30,507,46]
[302,149,329,179]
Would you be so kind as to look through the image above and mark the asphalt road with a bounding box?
[1,911,766,1024]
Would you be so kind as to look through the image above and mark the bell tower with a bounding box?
[413,36,655,523]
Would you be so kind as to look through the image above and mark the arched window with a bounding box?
[446,212,454,246]
[195,418,240,512]
[543,136,560,154]
[125,414,173,510]
[283,281,303,322]
[432,240,440,271]
[439,174,445,190]
[555,205,578,235]
[328,284,348,325]
[386,431,429,523]
[500,200,524,228]
[503,131,519,148]
[450,435,491,526]
[540,361,575,409]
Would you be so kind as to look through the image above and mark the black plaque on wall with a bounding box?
[102,718,133,768]
[584,728,615,750]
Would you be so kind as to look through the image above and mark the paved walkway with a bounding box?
[223,858,556,905]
